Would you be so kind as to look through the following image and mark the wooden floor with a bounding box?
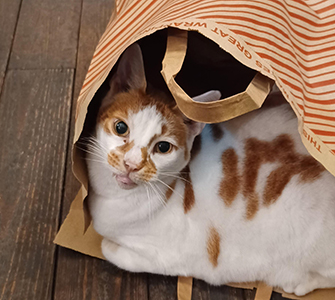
[0,1,290,299]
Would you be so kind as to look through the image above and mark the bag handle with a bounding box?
[161,28,273,123]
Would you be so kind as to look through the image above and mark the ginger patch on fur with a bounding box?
[244,134,325,217]
[139,148,157,182]
[117,141,134,153]
[182,166,195,213]
[108,152,120,168]
[207,226,220,268]
[219,134,325,219]
[220,148,240,206]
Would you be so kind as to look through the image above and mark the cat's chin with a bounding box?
[115,174,138,190]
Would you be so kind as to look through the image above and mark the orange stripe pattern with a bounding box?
[76,0,335,173]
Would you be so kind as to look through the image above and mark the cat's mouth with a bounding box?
[115,173,138,189]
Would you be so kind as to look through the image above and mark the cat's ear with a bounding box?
[112,43,147,92]
[101,43,147,108]
[180,90,222,137]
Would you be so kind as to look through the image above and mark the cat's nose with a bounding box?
[124,160,140,172]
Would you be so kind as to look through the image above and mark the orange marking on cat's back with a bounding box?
[207,226,221,268]
[244,134,325,212]
[220,148,240,206]
[182,166,195,214]
[299,156,325,182]
[263,144,325,206]
[243,138,271,219]
[245,193,259,220]
[217,134,324,219]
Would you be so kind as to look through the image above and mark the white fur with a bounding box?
[87,96,335,296]
[86,42,335,296]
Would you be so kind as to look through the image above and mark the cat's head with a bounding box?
[90,43,220,190]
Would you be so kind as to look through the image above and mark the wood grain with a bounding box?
[192,280,245,300]
[148,275,178,300]
[0,0,22,92]
[0,69,74,300]
[8,0,81,69]
[59,0,117,216]
[53,249,124,300]
[120,272,148,300]
[52,1,147,300]
[271,292,290,300]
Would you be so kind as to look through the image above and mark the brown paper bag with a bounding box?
[55,1,335,300]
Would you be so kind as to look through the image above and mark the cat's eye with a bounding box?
[114,121,129,136]
[155,141,172,154]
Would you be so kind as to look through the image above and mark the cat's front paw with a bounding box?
[282,275,330,297]
[283,283,314,296]
[101,238,156,273]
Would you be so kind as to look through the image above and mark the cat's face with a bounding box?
[88,43,220,190]
[95,89,192,189]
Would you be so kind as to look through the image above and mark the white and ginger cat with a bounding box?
[86,44,335,296]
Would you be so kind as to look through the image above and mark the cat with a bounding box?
[85,43,335,296]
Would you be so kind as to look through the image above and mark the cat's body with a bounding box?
[86,44,335,296]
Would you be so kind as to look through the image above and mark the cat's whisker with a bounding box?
[144,185,153,223]
[147,182,163,201]
[79,136,110,154]
[148,182,167,209]
[148,182,167,219]
[159,173,191,184]
[154,178,184,202]
[84,157,110,166]
[87,143,108,155]
[164,171,189,175]
[76,146,107,161]
[88,146,107,155]
[92,142,110,155]
[151,183,167,208]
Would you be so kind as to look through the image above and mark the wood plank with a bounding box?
[8,0,82,69]
[244,288,257,300]
[59,0,117,213]
[0,0,22,91]
[271,292,290,300]
[120,272,148,300]
[0,69,74,300]
[53,0,150,298]
[53,250,124,300]
[52,1,148,300]
[148,275,177,300]
[60,0,116,228]
[192,280,246,300]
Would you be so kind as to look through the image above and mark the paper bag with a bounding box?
[55,1,335,300]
